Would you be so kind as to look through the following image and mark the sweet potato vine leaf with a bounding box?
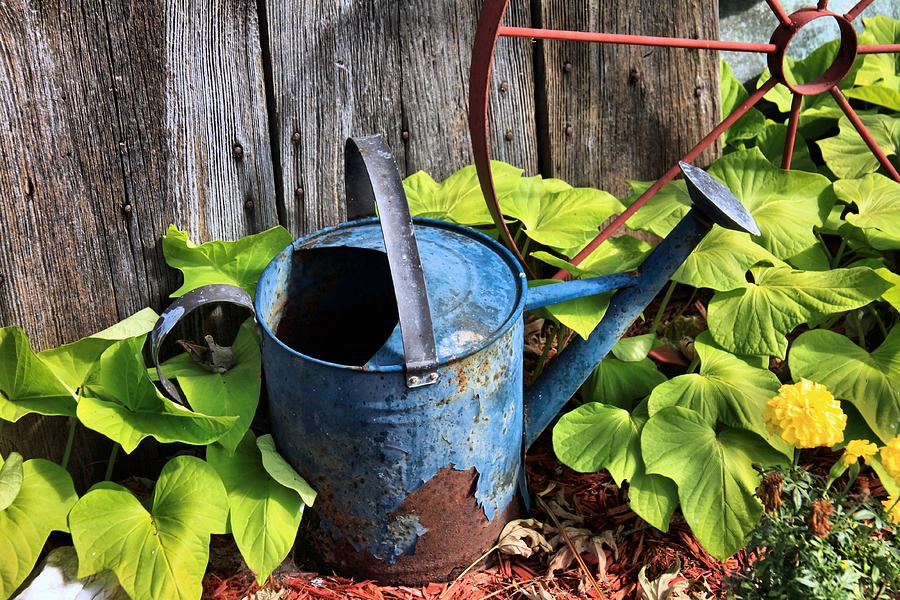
[834,173,900,252]
[79,338,236,453]
[790,327,900,444]
[642,407,784,559]
[69,456,227,600]
[0,327,77,421]
[0,454,77,599]
[553,402,677,532]
[208,431,313,583]
[404,162,523,226]
[156,319,261,454]
[163,225,293,298]
[708,265,890,358]
[648,332,791,458]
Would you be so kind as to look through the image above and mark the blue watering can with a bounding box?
[151,135,759,585]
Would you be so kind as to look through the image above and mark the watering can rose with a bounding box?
[763,379,846,449]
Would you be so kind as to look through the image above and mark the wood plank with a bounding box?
[0,0,276,483]
[267,0,540,234]
[535,0,721,198]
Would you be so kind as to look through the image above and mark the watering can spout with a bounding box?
[523,162,760,448]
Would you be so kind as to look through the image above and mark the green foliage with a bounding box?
[208,431,313,584]
[0,327,79,421]
[818,114,899,179]
[0,452,23,511]
[156,319,261,453]
[78,338,237,453]
[790,327,900,444]
[707,266,890,357]
[726,467,900,599]
[834,173,900,251]
[163,224,293,298]
[643,407,785,559]
[70,456,228,600]
[0,454,77,598]
[648,332,791,457]
[721,61,766,146]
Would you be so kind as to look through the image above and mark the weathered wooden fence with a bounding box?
[0,0,719,480]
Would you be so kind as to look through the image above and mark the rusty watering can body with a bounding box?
[152,135,760,585]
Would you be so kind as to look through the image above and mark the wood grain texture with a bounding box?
[536,0,721,197]
[267,0,539,235]
[0,0,277,479]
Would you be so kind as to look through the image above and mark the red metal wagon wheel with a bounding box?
[469,0,900,279]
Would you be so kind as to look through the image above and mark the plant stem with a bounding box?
[792,450,800,469]
[817,233,833,264]
[854,312,866,348]
[61,417,77,470]
[651,281,677,335]
[686,354,700,374]
[104,444,120,482]
[521,237,531,259]
[830,238,847,268]
[871,308,889,338]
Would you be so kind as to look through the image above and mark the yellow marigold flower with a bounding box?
[842,439,878,466]
[882,494,900,525]
[880,436,900,484]
[763,379,846,449]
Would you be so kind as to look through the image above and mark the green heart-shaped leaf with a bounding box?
[520,188,625,254]
[610,333,660,362]
[257,434,317,507]
[0,327,76,421]
[623,180,691,238]
[157,319,260,454]
[648,333,791,457]
[673,227,784,292]
[818,113,899,180]
[854,16,899,88]
[845,79,900,112]
[163,225,293,298]
[533,236,651,277]
[708,148,833,261]
[528,280,610,340]
[553,403,677,531]
[790,327,900,444]
[502,175,572,228]
[755,121,816,173]
[708,265,890,357]
[0,452,23,511]
[721,61,766,146]
[642,407,783,559]
[79,339,236,453]
[1,455,77,598]
[877,268,900,312]
[37,307,159,393]
[582,355,665,410]
[208,432,308,584]
[405,162,524,226]
[834,173,900,251]
[70,455,227,600]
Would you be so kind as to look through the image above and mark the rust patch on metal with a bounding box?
[310,466,519,586]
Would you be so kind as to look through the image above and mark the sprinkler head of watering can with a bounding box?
[679,161,761,237]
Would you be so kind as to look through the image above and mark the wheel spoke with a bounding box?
[498,27,776,53]
[858,44,900,54]
[845,0,875,21]
[830,87,900,182]
[817,0,829,9]
[782,94,803,170]
[555,79,779,278]
[764,0,793,27]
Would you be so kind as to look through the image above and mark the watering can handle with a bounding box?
[345,136,440,387]
[149,284,256,406]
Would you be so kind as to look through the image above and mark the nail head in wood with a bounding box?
[565,125,574,137]
[504,129,514,141]
[500,81,509,93]
[295,187,304,199]
[563,62,573,73]
[402,130,410,141]
[232,144,244,160]
[291,132,301,145]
